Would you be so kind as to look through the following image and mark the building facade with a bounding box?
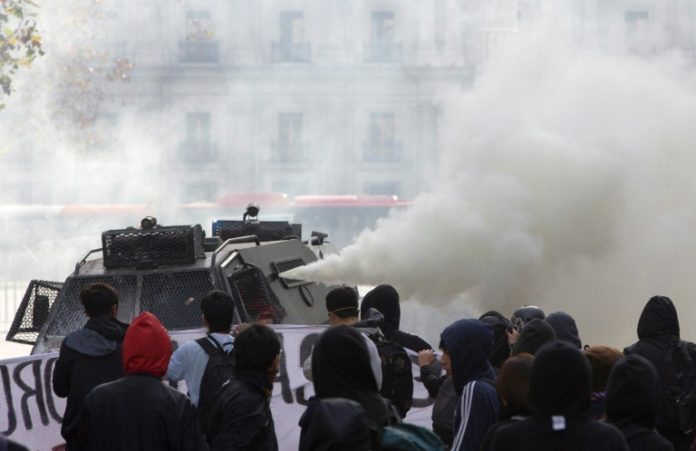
[1,0,695,204]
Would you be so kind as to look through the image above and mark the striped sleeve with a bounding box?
[451,381,498,451]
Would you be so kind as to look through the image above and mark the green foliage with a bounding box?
[0,0,44,110]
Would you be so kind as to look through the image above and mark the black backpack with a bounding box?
[661,340,696,433]
[363,330,414,418]
[196,335,235,432]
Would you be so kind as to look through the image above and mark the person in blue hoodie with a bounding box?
[440,318,500,451]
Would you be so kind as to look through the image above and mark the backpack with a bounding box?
[379,423,444,451]
[196,335,235,432]
[363,330,414,418]
[661,340,696,433]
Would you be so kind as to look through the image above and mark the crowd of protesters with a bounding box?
[4,281,696,450]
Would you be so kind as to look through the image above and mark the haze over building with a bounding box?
[0,0,695,345]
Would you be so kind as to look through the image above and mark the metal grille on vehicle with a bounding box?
[102,225,205,269]
[6,280,63,345]
[229,266,286,323]
[140,270,215,330]
[212,220,302,242]
[43,275,137,338]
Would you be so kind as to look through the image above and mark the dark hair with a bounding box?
[496,353,534,413]
[234,324,281,371]
[583,345,623,392]
[201,291,235,333]
[326,286,359,319]
[80,283,119,317]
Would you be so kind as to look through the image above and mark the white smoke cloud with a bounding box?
[289,21,696,347]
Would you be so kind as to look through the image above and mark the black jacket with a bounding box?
[79,374,208,451]
[492,341,628,451]
[624,295,696,448]
[298,398,373,451]
[207,369,277,451]
[52,315,128,448]
[606,355,674,451]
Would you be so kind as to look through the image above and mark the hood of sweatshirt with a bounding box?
[354,307,384,329]
[64,315,128,357]
[529,341,591,419]
[440,318,495,395]
[312,326,390,426]
[511,319,556,356]
[605,355,658,429]
[545,312,582,349]
[637,295,680,340]
[360,284,400,330]
[122,312,172,378]
[479,310,513,369]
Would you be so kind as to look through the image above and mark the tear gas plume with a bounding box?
[288,21,696,346]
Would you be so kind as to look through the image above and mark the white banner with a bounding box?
[1,325,434,451]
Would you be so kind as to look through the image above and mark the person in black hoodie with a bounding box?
[492,341,628,451]
[510,318,556,356]
[79,312,207,450]
[359,284,431,352]
[545,311,582,349]
[624,295,696,450]
[440,318,500,451]
[606,355,674,451]
[52,283,128,450]
[303,325,397,429]
[479,311,514,371]
[207,324,281,450]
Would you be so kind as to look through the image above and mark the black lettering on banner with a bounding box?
[44,358,63,423]
[0,365,17,436]
[274,333,293,404]
[294,333,320,406]
[13,360,49,430]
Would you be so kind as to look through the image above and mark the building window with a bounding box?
[367,11,401,62]
[625,10,650,53]
[273,11,310,63]
[364,181,401,197]
[184,181,218,202]
[364,113,401,161]
[273,113,305,161]
[180,113,216,162]
[180,10,218,63]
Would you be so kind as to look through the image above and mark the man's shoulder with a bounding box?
[219,378,264,405]
[173,339,207,357]
[85,377,125,404]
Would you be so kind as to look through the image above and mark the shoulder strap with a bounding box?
[196,335,225,356]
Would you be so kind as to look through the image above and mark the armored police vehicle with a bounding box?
[6,206,336,354]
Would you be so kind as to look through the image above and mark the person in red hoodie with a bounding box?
[78,312,208,451]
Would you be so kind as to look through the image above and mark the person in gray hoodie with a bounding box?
[52,283,128,450]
